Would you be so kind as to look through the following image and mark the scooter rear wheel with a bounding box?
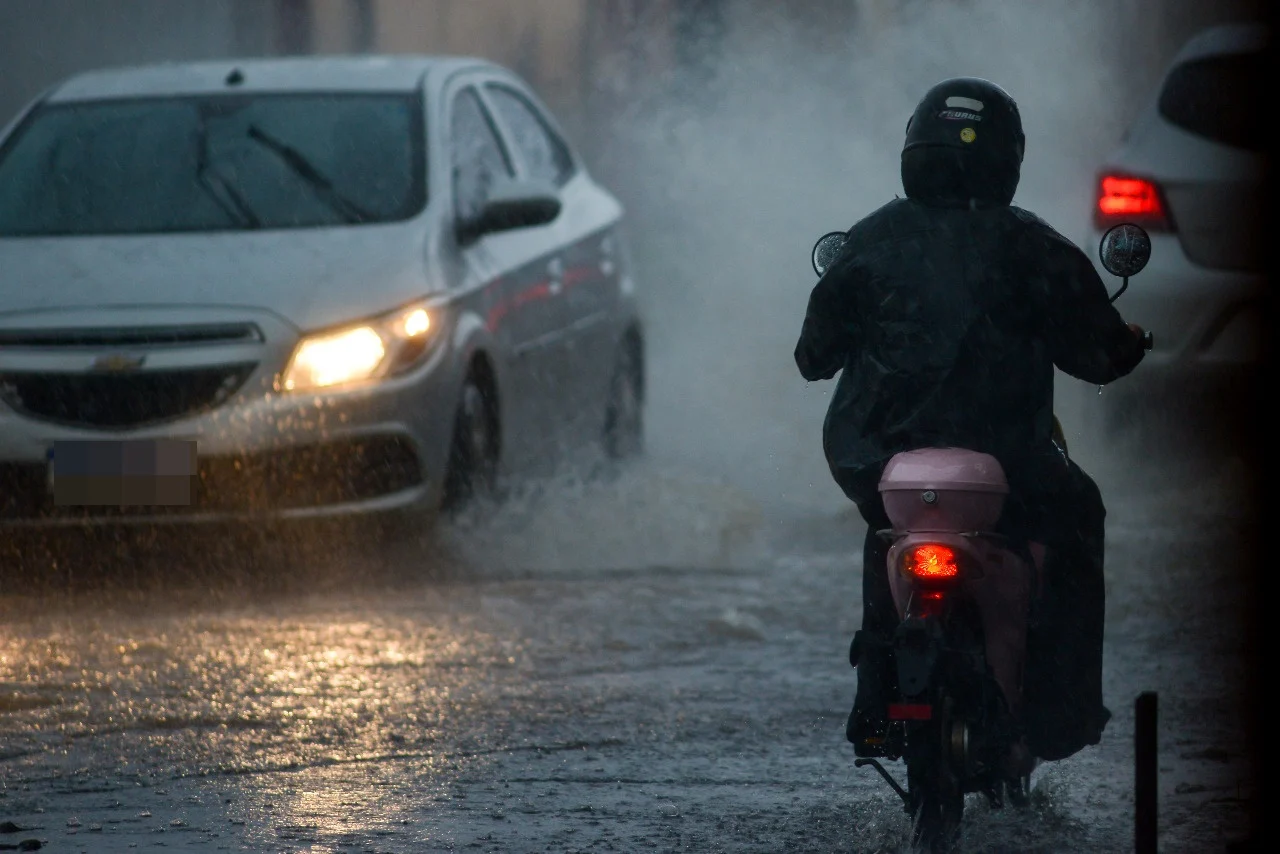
[907,744,964,852]
[911,785,963,853]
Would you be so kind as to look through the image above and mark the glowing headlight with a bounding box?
[400,308,430,338]
[282,302,436,392]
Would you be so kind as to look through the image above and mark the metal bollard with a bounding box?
[1135,691,1157,854]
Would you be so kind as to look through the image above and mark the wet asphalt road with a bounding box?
[0,450,1259,854]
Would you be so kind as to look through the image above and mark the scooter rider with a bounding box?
[794,77,1148,763]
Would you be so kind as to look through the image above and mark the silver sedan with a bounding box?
[0,55,645,528]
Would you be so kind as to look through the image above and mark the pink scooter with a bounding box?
[809,223,1153,851]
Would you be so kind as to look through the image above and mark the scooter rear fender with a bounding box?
[887,532,1034,717]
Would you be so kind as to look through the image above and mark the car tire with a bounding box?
[442,369,499,513]
[603,337,644,461]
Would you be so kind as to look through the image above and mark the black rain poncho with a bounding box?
[794,190,1143,505]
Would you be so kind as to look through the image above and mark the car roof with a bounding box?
[44,54,497,103]
[1168,21,1270,66]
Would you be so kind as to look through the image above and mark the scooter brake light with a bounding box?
[905,544,959,579]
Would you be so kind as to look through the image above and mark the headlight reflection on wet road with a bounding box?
[0,593,518,787]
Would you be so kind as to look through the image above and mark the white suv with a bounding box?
[1084,22,1268,444]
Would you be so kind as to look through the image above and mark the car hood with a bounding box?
[0,223,434,332]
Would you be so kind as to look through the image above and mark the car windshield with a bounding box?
[0,91,426,236]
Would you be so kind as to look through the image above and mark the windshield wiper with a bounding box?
[195,119,262,229]
[246,124,374,224]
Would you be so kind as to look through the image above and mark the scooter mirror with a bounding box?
[811,231,848,277]
[1098,222,1152,279]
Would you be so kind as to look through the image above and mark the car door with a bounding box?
[447,80,565,467]
[480,80,623,445]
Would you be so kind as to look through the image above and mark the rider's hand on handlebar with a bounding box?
[1128,322,1154,351]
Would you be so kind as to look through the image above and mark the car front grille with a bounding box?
[0,365,256,429]
[0,323,263,348]
[0,436,424,521]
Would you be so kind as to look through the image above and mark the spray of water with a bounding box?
[452,0,1191,573]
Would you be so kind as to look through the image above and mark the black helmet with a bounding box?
[900,77,1025,207]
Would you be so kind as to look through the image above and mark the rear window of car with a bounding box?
[0,91,426,236]
[1157,50,1265,151]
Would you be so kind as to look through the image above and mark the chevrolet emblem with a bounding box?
[92,352,147,372]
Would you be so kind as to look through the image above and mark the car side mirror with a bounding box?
[459,178,561,243]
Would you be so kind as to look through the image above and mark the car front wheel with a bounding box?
[603,338,644,460]
[443,371,499,511]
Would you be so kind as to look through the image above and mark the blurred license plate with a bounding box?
[47,439,198,507]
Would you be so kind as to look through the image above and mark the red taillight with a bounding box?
[905,545,959,580]
[1095,174,1169,230]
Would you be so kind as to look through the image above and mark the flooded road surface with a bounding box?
[0,457,1257,853]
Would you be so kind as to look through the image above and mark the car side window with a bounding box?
[484,84,575,188]
[450,86,512,225]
